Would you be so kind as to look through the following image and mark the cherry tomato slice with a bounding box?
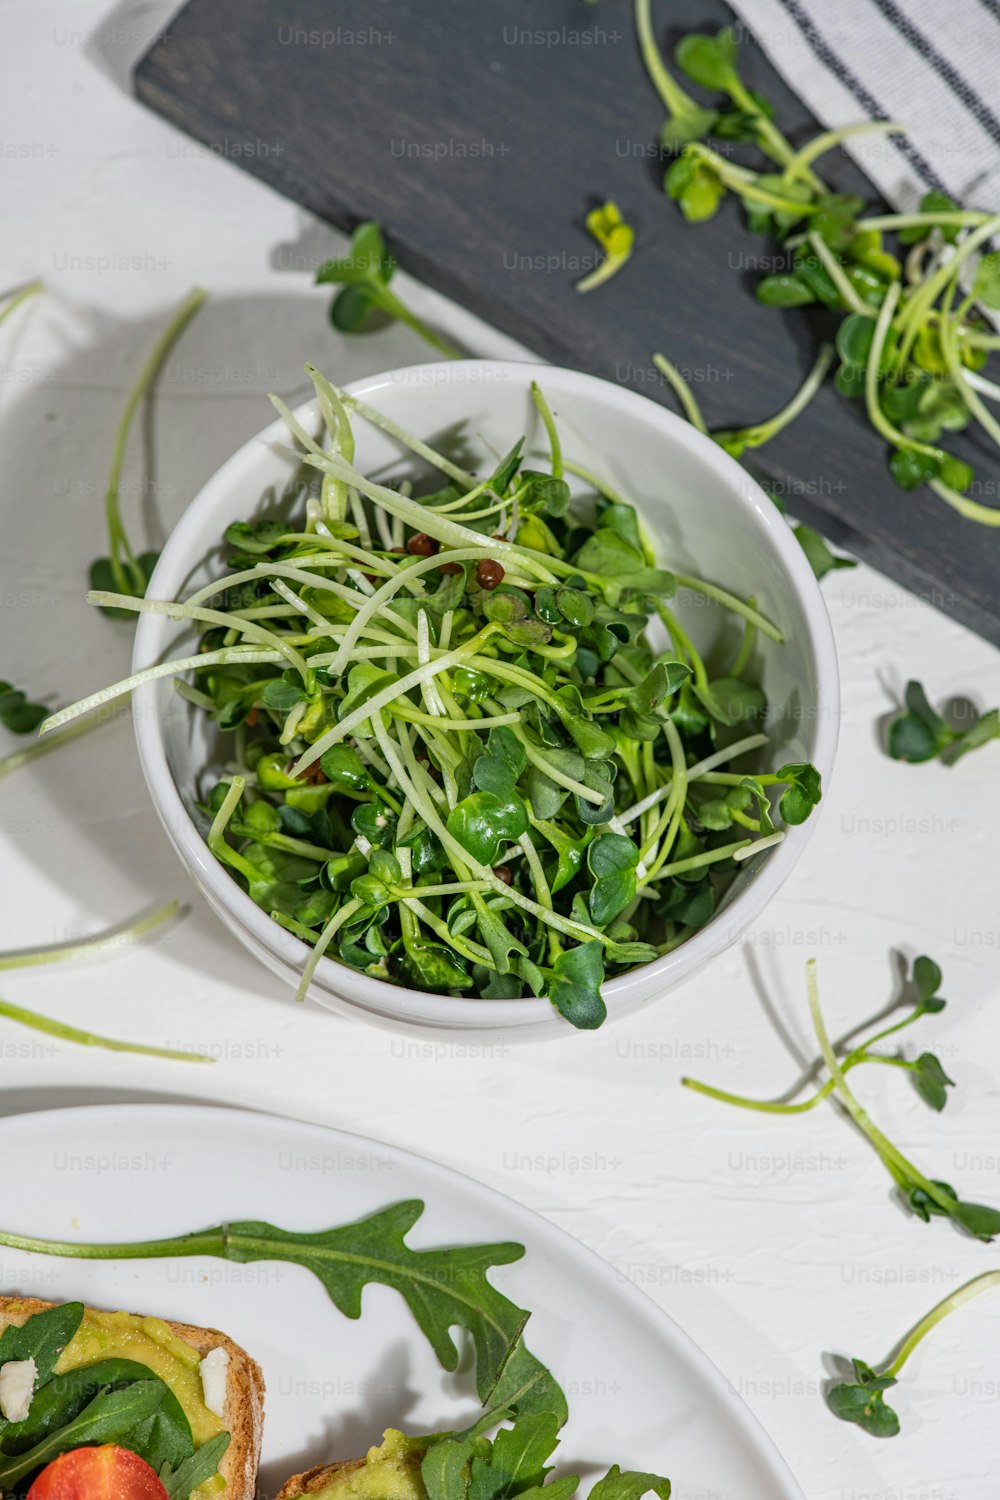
[27,1444,169,1499]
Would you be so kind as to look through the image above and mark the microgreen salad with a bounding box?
[43,368,822,1027]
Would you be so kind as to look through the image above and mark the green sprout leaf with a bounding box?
[473,727,528,798]
[828,1359,900,1438]
[549,940,607,1030]
[576,201,635,293]
[316,221,461,357]
[674,28,740,92]
[793,525,856,580]
[911,1051,954,1112]
[587,833,640,927]
[973,250,1000,309]
[695,676,766,727]
[886,681,1000,766]
[887,680,953,762]
[775,762,823,824]
[0,682,49,735]
[448,791,529,866]
[664,155,725,222]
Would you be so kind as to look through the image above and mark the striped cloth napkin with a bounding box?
[726,0,1000,210]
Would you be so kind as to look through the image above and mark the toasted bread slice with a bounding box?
[0,1296,264,1499]
[277,1459,365,1499]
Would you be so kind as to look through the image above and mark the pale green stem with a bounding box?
[295,898,364,1003]
[783,121,903,185]
[531,381,564,478]
[103,287,206,594]
[673,575,783,642]
[807,959,958,1217]
[1,703,122,780]
[0,279,43,328]
[0,998,211,1064]
[39,649,281,737]
[0,901,180,972]
[881,1272,1000,1379]
[652,351,708,432]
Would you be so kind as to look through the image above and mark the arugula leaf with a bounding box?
[222,1204,552,1411]
[6,1357,193,1476]
[422,1432,482,1500]
[159,1433,232,1500]
[0,1206,566,1428]
[488,1343,568,1426]
[0,1302,82,1395]
[468,1411,562,1500]
[588,1466,671,1500]
[0,1380,167,1488]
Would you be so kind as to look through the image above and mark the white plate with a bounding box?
[0,1105,802,1500]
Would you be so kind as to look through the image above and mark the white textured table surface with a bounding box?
[3,5,1000,1498]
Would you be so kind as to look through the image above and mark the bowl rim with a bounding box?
[133,357,839,1029]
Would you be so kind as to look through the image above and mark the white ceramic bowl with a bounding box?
[133,360,838,1035]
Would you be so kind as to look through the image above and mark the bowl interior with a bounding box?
[134,360,837,1031]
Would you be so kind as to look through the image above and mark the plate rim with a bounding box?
[0,1101,804,1500]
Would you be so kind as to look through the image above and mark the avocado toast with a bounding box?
[0,1296,263,1498]
[275,1420,672,1500]
[276,1430,422,1500]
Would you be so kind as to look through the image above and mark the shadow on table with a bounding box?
[0,283,436,1009]
[0,1083,230,1120]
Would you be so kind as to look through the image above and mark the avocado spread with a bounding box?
[312,1430,427,1500]
[55,1307,225,1447]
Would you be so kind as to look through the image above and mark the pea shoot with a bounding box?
[92,288,206,616]
[575,201,635,293]
[888,679,1000,764]
[685,954,1000,1238]
[42,367,822,1026]
[652,346,856,579]
[316,221,462,357]
[828,1272,1000,1437]
[636,7,1000,525]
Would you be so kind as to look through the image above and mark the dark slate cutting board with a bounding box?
[135,0,1000,644]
